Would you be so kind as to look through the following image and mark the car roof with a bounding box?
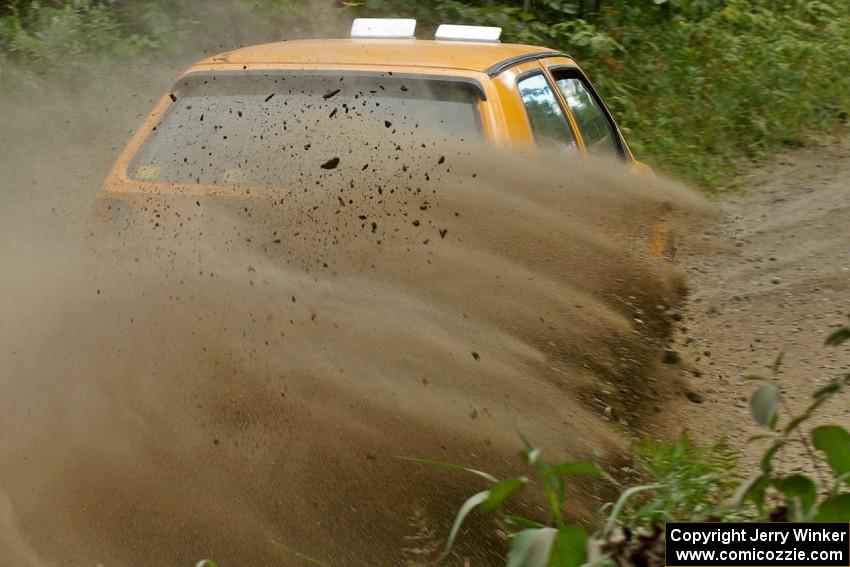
[195,38,562,75]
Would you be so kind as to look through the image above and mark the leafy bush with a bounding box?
[734,321,850,522]
[0,0,183,87]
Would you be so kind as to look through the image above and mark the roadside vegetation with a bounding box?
[429,321,850,566]
[3,0,850,187]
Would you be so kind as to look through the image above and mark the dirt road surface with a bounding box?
[667,137,850,470]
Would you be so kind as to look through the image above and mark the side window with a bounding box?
[552,72,621,158]
[517,73,578,153]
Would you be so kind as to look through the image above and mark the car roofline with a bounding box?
[193,39,572,76]
[485,50,573,77]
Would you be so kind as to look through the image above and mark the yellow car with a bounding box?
[102,19,652,197]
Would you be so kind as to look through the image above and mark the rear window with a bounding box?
[129,72,483,187]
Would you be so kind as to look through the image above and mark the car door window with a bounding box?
[552,73,620,157]
[517,73,578,153]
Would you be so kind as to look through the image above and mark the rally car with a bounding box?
[99,18,669,256]
[103,19,652,186]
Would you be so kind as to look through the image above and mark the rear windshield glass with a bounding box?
[129,72,483,187]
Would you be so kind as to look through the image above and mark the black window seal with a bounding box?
[485,51,573,78]
[547,64,628,159]
[515,69,579,145]
[181,69,487,101]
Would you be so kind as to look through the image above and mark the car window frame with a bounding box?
[544,65,628,160]
[514,68,582,152]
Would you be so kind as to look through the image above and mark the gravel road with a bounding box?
[666,137,850,471]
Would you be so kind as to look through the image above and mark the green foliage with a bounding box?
[0,0,316,91]
[615,434,739,527]
[736,337,850,522]
[826,317,850,346]
[414,436,600,567]
[0,0,186,88]
[433,322,850,565]
[355,0,850,188]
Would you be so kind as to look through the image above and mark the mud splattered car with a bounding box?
[102,19,651,193]
[98,19,674,259]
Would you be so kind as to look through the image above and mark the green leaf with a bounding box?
[550,461,602,477]
[776,474,817,520]
[196,562,219,567]
[825,323,850,346]
[440,491,490,564]
[750,384,780,427]
[604,484,660,532]
[732,471,769,509]
[482,477,527,512]
[399,457,498,483]
[812,426,850,482]
[506,528,557,567]
[269,539,330,566]
[814,494,850,522]
[548,524,588,567]
[742,374,765,381]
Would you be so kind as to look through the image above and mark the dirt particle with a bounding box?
[685,391,705,404]
[661,349,681,364]
[321,157,340,170]
[665,308,682,321]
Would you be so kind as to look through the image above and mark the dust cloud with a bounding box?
[0,57,712,566]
